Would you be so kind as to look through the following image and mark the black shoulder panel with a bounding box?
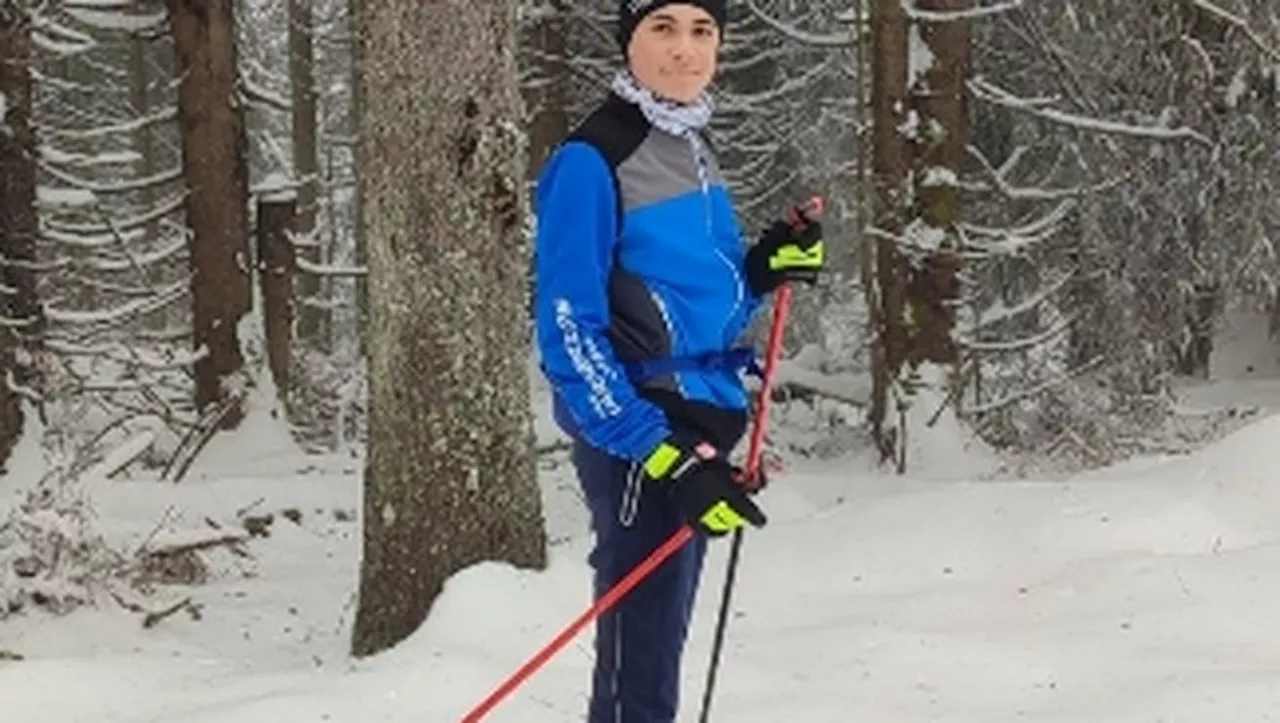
[565,94,650,230]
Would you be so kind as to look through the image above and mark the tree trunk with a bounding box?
[0,7,40,467]
[257,196,296,399]
[349,0,367,358]
[129,29,158,246]
[290,0,326,349]
[168,0,252,416]
[868,0,911,465]
[351,0,547,658]
[523,0,569,176]
[907,0,968,369]
[129,23,167,331]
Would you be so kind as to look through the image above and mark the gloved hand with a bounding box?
[745,217,825,295]
[733,463,768,495]
[642,433,767,537]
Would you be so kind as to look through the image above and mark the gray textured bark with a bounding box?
[0,7,39,468]
[351,0,547,658]
[168,0,252,416]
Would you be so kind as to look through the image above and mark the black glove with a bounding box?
[732,463,768,495]
[745,218,826,295]
[642,433,767,537]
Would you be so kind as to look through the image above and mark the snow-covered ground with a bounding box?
[5,314,1280,722]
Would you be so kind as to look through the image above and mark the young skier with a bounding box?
[533,1,825,720]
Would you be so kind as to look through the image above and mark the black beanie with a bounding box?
[617,0,728,51]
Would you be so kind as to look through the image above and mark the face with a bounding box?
[626,4,721,104]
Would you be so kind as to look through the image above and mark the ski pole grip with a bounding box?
[786,195,824,229]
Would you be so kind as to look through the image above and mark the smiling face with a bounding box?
[625,4,721,104]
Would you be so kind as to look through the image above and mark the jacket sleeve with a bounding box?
[533,141,672,462]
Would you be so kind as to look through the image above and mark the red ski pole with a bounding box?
[460,196,823,723]
[460,526,694,722]
[743,195,824,483]
[695,195,822,723]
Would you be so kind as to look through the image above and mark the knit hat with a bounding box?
[617,0,728,51]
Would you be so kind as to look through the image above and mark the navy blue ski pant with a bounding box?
[572,440,709,723]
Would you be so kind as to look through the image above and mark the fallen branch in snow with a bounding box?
[0,649,22,661]
[107,588,201,629]
[140,534,250,561]
[130,532,252,588]
[142,596,200,629]
[162,394,243,483]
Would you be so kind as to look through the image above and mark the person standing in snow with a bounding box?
[533,1,825,720]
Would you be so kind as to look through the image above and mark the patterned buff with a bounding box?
[610,70,714,138]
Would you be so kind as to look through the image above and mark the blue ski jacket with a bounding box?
[534,94,763,462]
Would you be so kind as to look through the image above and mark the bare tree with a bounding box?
[351,0,546,657]
[167,0,252,415]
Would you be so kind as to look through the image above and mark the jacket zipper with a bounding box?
[689,135,743,344]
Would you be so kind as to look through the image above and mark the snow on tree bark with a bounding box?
[350,0,547,658]
[0,7,40,467]
[907,0,968,367]
[868,0,971,471]
[868,0,911,463]
[290,0,326,349]
[167,0,252,415]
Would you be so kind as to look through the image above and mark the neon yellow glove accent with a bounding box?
[644,442,682,479]
[769,240,825,271]
[700,500,748,534]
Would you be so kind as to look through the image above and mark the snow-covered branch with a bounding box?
[38,162,183,195]
[965,356,1103,415]
[969,76,1213,146]
[902,0,1024,23]
[958,310,1077,352]
[44,279,189,331]
[295,256,367,278]
[965,145,1121,201]
[38,107,177,140]
[238,73,291,114]
[959,200,1074,257]
[742,0,852,48]
[1186,0,1280,64]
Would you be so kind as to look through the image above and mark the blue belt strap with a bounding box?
[622,346,763,383]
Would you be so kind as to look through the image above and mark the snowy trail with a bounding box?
[6,409,1280,721]
[688,466,1280,722]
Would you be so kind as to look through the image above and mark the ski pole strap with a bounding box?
[622,347,763,383]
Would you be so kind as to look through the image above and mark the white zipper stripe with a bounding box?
[714,247,745,341]
[619,462,642,527]
[649,290,687,395]
[689,135,744,344]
